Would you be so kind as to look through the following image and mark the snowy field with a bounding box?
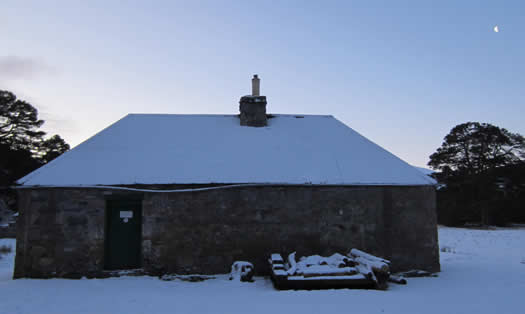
[1,226,525,314]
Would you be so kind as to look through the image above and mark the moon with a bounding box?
[494,25,499,33]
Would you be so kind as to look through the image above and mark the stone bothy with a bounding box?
[14,76,440,279]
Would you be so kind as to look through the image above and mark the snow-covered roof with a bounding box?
[18,114,435,187]
[415,166,435,176]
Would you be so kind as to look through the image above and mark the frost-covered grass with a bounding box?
[1,227,525,314]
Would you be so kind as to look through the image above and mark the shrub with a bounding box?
[0,244,12,255]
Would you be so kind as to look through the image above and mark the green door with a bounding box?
[105,200,142,270]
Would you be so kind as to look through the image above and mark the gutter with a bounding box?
[12,182,437,193]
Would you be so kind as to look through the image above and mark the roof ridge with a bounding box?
[126,113,334,117]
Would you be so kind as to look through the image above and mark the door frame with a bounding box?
[104,196,143,270]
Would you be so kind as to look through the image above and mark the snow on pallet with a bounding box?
[269,250,391,290]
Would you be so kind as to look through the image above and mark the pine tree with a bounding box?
[429,122,525,175]
[0,90,45,151]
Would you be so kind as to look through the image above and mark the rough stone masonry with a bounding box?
[14,185,440,278]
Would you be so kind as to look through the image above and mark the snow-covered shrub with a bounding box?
[229,261,254,282]
[440,246,456,253]
[0,244,12,260]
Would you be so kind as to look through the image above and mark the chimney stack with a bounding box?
[239,74,267,127]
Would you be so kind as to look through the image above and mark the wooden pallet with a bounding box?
[269,253,377,290]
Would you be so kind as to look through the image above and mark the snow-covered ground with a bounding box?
[1,226,525,314]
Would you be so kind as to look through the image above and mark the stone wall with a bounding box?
[15,189,107,278]
[14,185,439,278]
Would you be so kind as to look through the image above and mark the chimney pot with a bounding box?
[251,74,260,96]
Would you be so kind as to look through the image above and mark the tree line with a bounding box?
[1,90,70,208]
[428,122,525,226]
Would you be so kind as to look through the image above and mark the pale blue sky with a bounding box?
[1,0,524,168]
